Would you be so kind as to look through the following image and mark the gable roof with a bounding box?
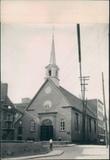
[59,86,83,112]
[1,95,16,112]
[59,87,98,118]
[26,78,83,112]
[26,79,69,111]
[26,79,49,110]
[25,78,98,118]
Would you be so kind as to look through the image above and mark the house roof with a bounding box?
[15,103,28,113]
[1,96,16,111]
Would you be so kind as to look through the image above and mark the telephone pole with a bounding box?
[102,72,108,148]
[77,24,90,142]
[79,76,90,141]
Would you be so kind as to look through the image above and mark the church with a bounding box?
[15,35,104,143]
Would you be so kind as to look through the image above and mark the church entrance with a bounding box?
[40,119,53,141]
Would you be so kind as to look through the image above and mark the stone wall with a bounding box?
[1,142,50,158]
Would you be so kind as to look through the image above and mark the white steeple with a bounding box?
[45,32,59,86]
[49,33,56,65]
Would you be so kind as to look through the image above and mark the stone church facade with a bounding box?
[15,35,104,143]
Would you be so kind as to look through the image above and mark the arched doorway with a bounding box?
[40,119,53,141]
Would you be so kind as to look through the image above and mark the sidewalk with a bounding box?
[2,149,64,160]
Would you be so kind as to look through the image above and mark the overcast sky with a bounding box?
[1,1,109,116]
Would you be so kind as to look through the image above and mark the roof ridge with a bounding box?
[47,80,71,105]
[59,86,81,101]
[26,79,49,110]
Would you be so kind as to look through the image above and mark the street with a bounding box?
[32,145,109,159]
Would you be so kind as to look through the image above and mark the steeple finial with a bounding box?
[49,27,56,65]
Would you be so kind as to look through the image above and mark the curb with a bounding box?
[43,144,76,148]
[54,144,76,147]
[2,150,64,160]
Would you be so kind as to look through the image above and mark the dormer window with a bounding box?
[49,70,51,76]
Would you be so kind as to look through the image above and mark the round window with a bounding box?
[43,100,52,109]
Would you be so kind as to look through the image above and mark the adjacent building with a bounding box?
[14,98,31,140]
[0,83,22,140]
[87,99,105,142]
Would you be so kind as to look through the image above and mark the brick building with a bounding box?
[14,98,31,140]
[0,83,22,140]
[15,35,105,143]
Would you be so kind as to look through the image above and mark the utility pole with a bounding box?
[79,76,90,141]
[77,24,90,142]
[102,72,108,148]
[77,24,83,95]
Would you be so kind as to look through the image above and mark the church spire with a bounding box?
[45,30,59,86]
[49,33,56,65]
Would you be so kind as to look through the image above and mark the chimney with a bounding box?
[1,83,8,100]
[21,98,31,103]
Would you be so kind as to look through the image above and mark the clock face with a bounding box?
[45,86,52,94]
[43,100,52,109]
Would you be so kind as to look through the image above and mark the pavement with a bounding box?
[2,144,109,160]
[38,145,109,160]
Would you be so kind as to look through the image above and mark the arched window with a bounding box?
[30,120,36,132]
[60,119,65,131]
[94,120,96,133]
[88,118,91,132]
[75,113,79,131]
[42,119,52,126]
[49,70,51,76]
[56,70,58,76]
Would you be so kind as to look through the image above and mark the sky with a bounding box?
[1,1,109,116]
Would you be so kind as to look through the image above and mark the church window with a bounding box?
[45,104,50,109]
[43,100,52,109]
[60,119,65,131]
[89,118,91,132]
[94,120,96,133]
[49,70,51,76]
[56,70,58,76]
[75,113,79,131]
[30,120,36,132]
